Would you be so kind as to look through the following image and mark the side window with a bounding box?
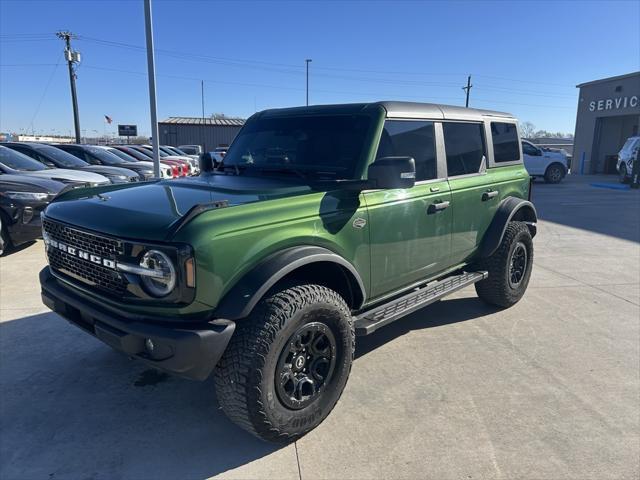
[375,120,437,181]
[522,142,539,156]
[443,122,486,176]
[491,122,520,163]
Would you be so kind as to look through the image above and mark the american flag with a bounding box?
[104,115,112,124]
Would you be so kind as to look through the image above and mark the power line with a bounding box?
[78,64,575,109]
[74,35,577,94]
[28,54,62,135]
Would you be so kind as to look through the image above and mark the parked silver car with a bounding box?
[0,145,110,187]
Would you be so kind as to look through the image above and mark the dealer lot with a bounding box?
[1,175,638,480]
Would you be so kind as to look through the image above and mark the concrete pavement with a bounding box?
[1,174,638,479]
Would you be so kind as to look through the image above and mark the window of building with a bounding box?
[443,122,486,176]
[491,122,520,163]
[375,120,437,181]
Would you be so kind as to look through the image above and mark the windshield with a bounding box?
[169,147,188,155]
[222,115,372,180]
[85,147,126,165]
[107,147,139,162]
[129,147,153,159]
[36,145,89,167]
[0,146,46,171]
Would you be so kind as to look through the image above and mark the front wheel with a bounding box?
[475,221,533,308]
[0,214,10,257]
[619,164,629,184]
[214,284,354,442]
[544,164,564,184]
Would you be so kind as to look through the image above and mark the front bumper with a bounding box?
[40,268,235,380]
[4,204,45,246]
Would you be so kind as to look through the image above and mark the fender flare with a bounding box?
[479,197,537,258]
[213,246,367,320]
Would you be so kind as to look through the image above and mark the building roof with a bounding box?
[576,71,640,88]
[160,117,245,126]
[259,101,514,121]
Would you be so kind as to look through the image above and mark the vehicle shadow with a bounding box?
[1,240,36,257]
[0,312,284,480]
[1,297,498,478]
[355,296,501,359]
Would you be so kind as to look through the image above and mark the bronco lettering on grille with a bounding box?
[44,235,117,269]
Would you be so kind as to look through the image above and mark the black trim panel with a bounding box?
[479,197,537,258]
[213,246,366,320]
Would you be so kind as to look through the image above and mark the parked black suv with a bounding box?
[0,174,67,255]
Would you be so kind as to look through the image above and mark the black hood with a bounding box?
[0,173,66,194]
[79,165,139,178]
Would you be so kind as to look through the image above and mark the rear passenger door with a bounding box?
[365,119,452,299]
[443,122,499,265]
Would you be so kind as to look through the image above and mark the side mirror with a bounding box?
[199,152,216,173]
[367,156,416,189]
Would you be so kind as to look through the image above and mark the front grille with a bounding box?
[43,218,127,296]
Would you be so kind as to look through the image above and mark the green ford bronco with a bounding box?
[40,102,536,442]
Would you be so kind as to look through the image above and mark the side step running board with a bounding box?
[354,271,488,336]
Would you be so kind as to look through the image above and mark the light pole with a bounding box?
[144,0,161,178]
[305,58,312,106]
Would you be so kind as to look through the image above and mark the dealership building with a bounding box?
[158,117,245,152]
[572,71,640,174]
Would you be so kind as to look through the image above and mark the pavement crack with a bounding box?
[294,440,303,480]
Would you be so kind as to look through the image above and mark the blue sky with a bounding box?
[1,0,638,137]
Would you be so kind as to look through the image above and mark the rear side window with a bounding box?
[443,122,486,176]
[376,120,437,181]
[491,122,520,163]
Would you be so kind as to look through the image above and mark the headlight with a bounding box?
[139,250,176,297]
[2,191,49,201]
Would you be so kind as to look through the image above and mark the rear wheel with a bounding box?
[544,164,564,184]
[475,221,533,308]
[214,284,354,442]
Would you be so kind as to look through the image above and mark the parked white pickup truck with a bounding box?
[617,136,640,183]
[522,140,567,183]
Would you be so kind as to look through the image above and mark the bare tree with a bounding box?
[519,121,536,139]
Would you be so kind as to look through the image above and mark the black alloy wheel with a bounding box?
[275,322,337,410]
[508,242,528,288]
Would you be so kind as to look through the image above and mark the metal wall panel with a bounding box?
[158,123,243,151]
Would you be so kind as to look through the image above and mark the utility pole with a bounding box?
[305,58,312,106]
[56,31,81,143]
[201,80,206,152]
[143,0,161,178]
[463,75,473,108]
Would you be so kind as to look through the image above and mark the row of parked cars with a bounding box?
[0,142,203,255]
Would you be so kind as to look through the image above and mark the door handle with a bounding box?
[428,201,450,214]
[482,190,499,201]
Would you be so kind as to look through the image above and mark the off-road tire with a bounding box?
[475,221,533,308]
[214,284,354,443]
[544,163,564,184]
